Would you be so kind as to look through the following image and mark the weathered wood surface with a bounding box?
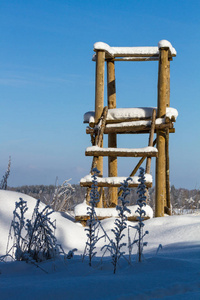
[75,215,150,226]
[146,109,156,174]
[107,60,118,207]
[95,50,105,124]
[86,122,174,134]
[155,47,169,217]
[80,179,152,188]
[88,106,108,208]
[86,147,158,158]
[165,128,171,215]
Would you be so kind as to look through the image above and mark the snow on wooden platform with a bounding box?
[80,174,153,188]
[83,107,178,124]
[74,200,153,219]
[85,146,158,157]
[93,40,176,58]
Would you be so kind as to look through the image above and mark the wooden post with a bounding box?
[95,50,105,207]
[155,47,169,217]
[165,57,171,214]
[166,59,170,108]
[165,128,171,215]
[107,60,118,207]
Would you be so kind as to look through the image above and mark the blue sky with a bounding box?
[0,0,199,189]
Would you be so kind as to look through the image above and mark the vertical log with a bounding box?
[155,48,169,217]
[107,60,118,207]
[95,50,105,207]
[165,58,171,214]
[95,50,105,123]
[166,59,170,107]
[165,128,171,215]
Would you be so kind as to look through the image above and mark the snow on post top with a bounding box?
[93,41,176,57]
[158,40,177,55]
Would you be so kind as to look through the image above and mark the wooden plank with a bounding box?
[86,122,174,134]
[75,215,150,226]
[86,147,158,157]
[80,180,152,188]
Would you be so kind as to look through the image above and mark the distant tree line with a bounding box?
[8,184,200,214]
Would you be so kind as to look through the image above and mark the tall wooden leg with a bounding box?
[155,47,169,217]
[165,128,171,215]
[156,130,166,217]
[107,60,118,207]
[95,50,105,208]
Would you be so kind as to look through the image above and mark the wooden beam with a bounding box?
[75,215,150,226]
[81,180,152,188]
[86,122,174,135]
[85,147,158,157]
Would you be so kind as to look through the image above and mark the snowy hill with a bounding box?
[0,190,200,299]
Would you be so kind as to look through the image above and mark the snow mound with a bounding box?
[0,190,86,255]
[74,200,153,218]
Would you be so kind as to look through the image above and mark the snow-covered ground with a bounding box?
[0,190,200,299]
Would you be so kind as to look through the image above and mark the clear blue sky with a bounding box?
[0,0,199,189]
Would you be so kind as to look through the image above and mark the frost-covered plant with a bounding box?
[133,167,149,262]
[0,156,11,190]
[6,198,28,260]
[102,177,131,274]
[6,198,69,263]
[25,200,60,262]
[50,178,75,212]
[84,167,103,266]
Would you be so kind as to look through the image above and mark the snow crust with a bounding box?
[80,173,153,185]
[94,40,176,56]
[74,200,153,218]
[84,107,178,123]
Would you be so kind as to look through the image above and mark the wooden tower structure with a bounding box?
[81,40,177,217]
